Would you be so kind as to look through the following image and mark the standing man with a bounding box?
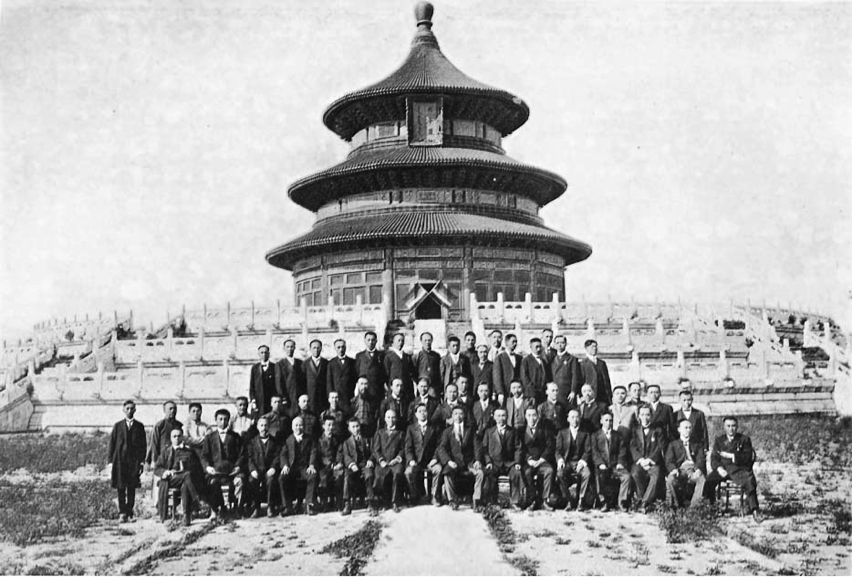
[487,329,504,362]
[371,409,406,513]
[250,344,282,417]
[541,329,557,364]
[261,395,291,444]
[551,335,581,407]
[505,380,534,430]
[408,377,439,425]
[350,377,379,439]
[379,378,409,431]
[291,394,319,439]
[183,402,209,455]
[441,336,472,396]
[437,406,484,511]
[555,409,592,511]
[493,333,521,405]
[305,339,329,413]
[278,338,304,411]
[147,400,183,469]
[591,412,631,512]
[519,407,556,511]
[705,417,762,522]
[354,331,386,401]
[384,333,414,405]
[577,383,607,435]
[404,403,442,506]
[579,339,613,406]
[201,409,246,520]
[471,344,494,397]
[647,384,678,443]
[327,338,357,410]
[521,337,551,405]
[538,382,568,432]
[108,400,147,523]
[629,405,666,513]
[413,332,441,397]
[461,331,478,362]
[664,419,706,509]
[278,415,318,516]
[481,408,523,508]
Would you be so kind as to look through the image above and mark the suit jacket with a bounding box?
[493,351,522,398]
[471,360,494,393]
[675,408,709,451]
[341,434,372,469]
[629,425,666,466]
[437,424,480,467]
[520,354,551,403]
[304,357,328,412]
[372,428,405,463]
[440,353,472,391]
[109,419,147,488]
[277,357,304,410]
[404,422,439,466]
[648,402,678,442]
[537,400,568,431]
[504,396,535,429]
[519,422,555,465]
[154,443,203,480]
[544,347,557,365]
[413,349,442,395]
[579,357,613,405]
[247,436,280,474]
[260,410,291,444]
[317,434,341,470]
[710,433,755,474]
[591,429,629,470]
[279,433,318,470]
[471,400,500,437]
[326,356,357,408]
[665,438,707,475]
[577,400,607,434]
[354,349,386,400]
[147,418,184,465]
[551,352,582,404]
[407,395,440,424]
[555,427,592,464]
[384,349,415,403]
[480,426,521,469]
[201,429,246,473]
[290,409,319,439]
[250,362,284,415]
[433,401,469,429]
[378,394,408,430]
[610,403,638,438]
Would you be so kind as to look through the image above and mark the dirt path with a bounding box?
[366,506,516,576]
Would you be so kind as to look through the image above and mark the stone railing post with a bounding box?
[265,328,273,349]
[630,350,641,381]
[586,319,595,339]
[300,297,308,327]
[795,350,804,377]
[497,292,505,323]
[524,292,532,323]
[223,359,231,397]
[96,361,105,397]
[137,360,145,398]
[277,299,282,327]
[356,294,364,326]
[230,326,238,357]
[676,351,685,377]
[198,327,205,360]
[178,360,186,399]
[719,349,729,379]
[551,292,561,323]
[327,295,335,324]
[469,293,479,321]
[166,327,174,358]
[226,301,232,330]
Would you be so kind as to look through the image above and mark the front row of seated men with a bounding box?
[151,399,762,524]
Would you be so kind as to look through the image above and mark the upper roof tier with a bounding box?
[322,2,530,142]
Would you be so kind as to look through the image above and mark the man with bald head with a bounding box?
[278,415,318,516]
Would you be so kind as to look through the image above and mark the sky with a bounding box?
[1,0,850,340]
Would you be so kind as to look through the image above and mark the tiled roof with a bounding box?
[322,11,529,140]
[289,146,567,212]
[266,209,592,270]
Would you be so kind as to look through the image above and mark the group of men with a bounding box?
[108,329,762,525]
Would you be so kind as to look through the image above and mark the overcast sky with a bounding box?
[1,0,850,340]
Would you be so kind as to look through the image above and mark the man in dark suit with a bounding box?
[579,339,613,406]
[519,407,555,511]
[471,344,494,397]
[646,384,678,442]
[379,379,409,431]
[404,403,441,505]
[385,333,415,405]
[492,333,521,405]
[154,428,204,525]
[261,395,291,444]
[340,418,374,516]
[371,409,406,513]
[408,377,439,425]
[202,409,246,519]
[437,406,484,511]
[108,400,147,523]
[521,338,551,405]
[675,390,709,453]
[505,380,534,430]
[246,416,280,517]
[461,331,478,362]
[320,391,348,443]
[326,338,356,410]
[350,378,379,439]
[538,382,568,431]
[291,394,320,439]
[354,331,386,401]
[556,409,592,511]
[317,415,344,512]
[413,332,442,397]
[433,382,469,428]
[250,344,283,417]
[541,329,557,365]
[629,405,666,513]
[610,385,638,440]
[591,412,631,512]
[664,419,707,509]
[147,400,183,469]
[551,335,581,407]
[705,416,762,522]
[577,383,607,434]
[441,336,472,395]
[278,415,318,516]
[480,408,522,507]
[471,382,499,438]
[304,339,329,413]
[278,338,304,411]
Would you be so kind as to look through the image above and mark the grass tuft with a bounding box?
[0,433,108,474]
[320,520,383,576]
[654,501,722,544]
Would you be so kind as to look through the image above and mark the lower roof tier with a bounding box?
[266,208,592,270]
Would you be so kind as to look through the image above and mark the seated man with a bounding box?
[629,405,666,513]
[372,409,406,513]
[664,419,706,509]
[556,409,592,511]
[154,428,203,525]
[340,417,374,516]
[519,407,556,511]
[591,412,631,512]
[246,416,280,517]
[480,408,523,508]
[278,416,319,516]
[437,406,484,511]
[538,382,568,431]
[201,409,246,520]
[317,415,344,512]
[705,416,762,523]
[404,403,442,506]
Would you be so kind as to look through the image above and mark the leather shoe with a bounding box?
[250,509,261,519]
[119,513,128,523]
[600,503,611,513]
[393,504,401,513]
[752,511,764,524]
[542,501,554,512]
[342,502,352,516]
[432,497,442,507]
[450,501,459,511]
[307,504,316,516]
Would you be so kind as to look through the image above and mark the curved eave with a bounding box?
[288,147,567,212]
[265,210,592,270]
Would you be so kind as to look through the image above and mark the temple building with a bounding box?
[266,2,592,322]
